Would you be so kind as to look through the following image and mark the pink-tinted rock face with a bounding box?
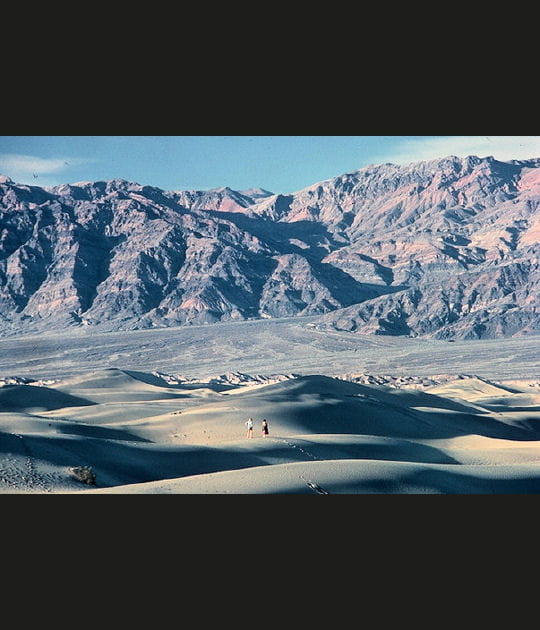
[0,155,538,339]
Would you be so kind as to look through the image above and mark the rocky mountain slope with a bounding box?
[0,155,538,339]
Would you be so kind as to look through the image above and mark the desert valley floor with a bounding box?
[1,317,539,493]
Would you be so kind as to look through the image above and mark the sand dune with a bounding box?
[0,383,94,412]
[83,459,540,494]
[1,367,540,494]
[426,376,524,400]
[167,375,538,443]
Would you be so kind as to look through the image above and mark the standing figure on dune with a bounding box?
[245,417,254,438]
[262,418,269,438]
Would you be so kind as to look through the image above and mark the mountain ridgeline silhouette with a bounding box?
[0,155,539,339]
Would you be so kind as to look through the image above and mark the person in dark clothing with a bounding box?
[261,418,269,437]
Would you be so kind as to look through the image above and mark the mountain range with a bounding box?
[0,154,539,339]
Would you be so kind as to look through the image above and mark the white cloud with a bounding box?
[0,153,95,185]
[374,136,540,166]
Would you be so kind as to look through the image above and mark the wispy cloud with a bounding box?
[0,153,96,186]
[374,136,540,166]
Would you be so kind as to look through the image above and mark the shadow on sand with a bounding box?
[0,384,95,412]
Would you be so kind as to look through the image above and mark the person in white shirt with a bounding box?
[245,417,254,438]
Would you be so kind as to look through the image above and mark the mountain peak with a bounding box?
[208,186,234,193]
[239,187,274,199]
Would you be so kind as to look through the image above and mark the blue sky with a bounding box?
[0,136,538,193]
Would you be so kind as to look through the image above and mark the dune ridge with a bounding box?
[1,366,539,494]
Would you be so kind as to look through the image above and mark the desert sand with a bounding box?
[1,323,539,494]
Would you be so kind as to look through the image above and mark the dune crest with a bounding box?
[1,366,539,494]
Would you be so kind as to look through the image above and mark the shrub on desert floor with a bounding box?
[70,466,96,486]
